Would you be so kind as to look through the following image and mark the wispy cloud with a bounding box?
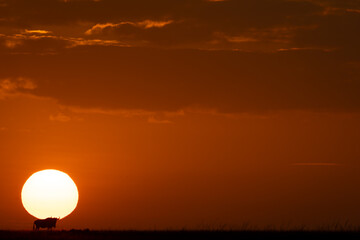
[63,106,184,123]
[49,113,72,122]
[68,38,127,47]
[147,116,172,124]
[24,29,52,35]
[85,20,174,35]
[62,105,273,123]
[346,8,360,13]
[138,20,174,29]
[0,30,127,51]
[276,47,335,52]
[0,78,36,98]
[66,106,156,117]
[0,0,358,52]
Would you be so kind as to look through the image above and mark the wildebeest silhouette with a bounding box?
[33,217,59,230]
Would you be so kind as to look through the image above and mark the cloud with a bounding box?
[0,78,37,99]
[346,9,360,13]
[0,30,127,53]
[0,0,358,52]
[49,113,71,122]
[0,0,360,114]
[24,29,52,35]
[138,20,173,29]
[147,116,172,124]
[293,10,360,54]
[66,106,156,117]
[65,106,182,121]
[63,105,267,121]
[68,38,126,47]
[1,46,359,113]
[85,20,173,35]
[0,0,326,51]
[85,23,119,35]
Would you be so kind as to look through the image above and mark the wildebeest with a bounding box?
[33,217,59,230]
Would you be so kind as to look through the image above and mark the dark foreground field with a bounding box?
[1,230,360,240]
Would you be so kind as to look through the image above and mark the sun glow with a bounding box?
[21,169,79,219]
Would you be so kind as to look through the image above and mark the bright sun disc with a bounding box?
[21,169,79,219]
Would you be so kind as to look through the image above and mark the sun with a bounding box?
[21,169,79,220]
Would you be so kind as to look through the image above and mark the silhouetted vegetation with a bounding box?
[0,230,360,240]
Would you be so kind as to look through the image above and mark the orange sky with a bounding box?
[1,0,360,230]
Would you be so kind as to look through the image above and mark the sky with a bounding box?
[1,0,360,230]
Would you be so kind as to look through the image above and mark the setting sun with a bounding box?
[21,169,79,220]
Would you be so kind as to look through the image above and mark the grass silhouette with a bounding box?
[1,221,359,240]
[1,228,360,240]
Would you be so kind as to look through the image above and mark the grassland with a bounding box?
[0,230,360,240]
